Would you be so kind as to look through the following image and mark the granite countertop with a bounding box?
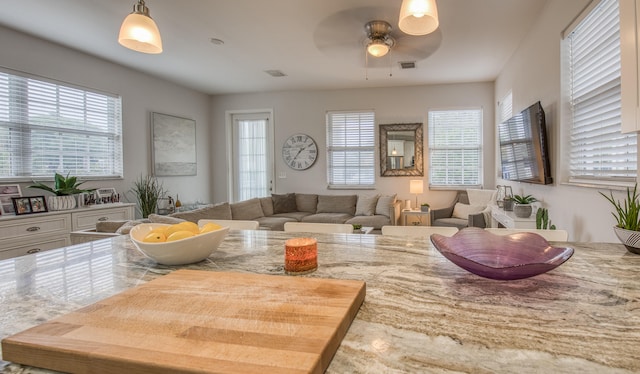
[0,230,639,373]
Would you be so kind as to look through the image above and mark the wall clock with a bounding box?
[282,133,318,170]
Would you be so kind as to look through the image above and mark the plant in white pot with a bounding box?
[600,184,640,254]
[28,172,92,211]
[512,194,537,218]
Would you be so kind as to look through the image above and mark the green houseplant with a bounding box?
[600,184,640,254]
[420,203,430,212]
[28,172,92,211]
[536,208,556,230]
[512,194,537,218]
[130,175,165,218]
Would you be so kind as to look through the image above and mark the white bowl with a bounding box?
[129,223,229,265]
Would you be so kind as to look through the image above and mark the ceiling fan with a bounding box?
[313,6,442,69]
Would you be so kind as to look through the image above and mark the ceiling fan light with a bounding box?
[398,0,439,36]
[118,0,163,54]
[367,41,390,57]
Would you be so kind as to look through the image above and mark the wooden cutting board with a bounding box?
[2,270,366,374]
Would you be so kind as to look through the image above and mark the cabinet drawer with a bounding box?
[72,207,133,231]
[0,214,71,242]
[0,235,70,261]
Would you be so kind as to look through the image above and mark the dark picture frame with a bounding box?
[12,197,32,215]
[29,196,48,213]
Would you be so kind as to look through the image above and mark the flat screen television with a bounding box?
[498,101,553,185]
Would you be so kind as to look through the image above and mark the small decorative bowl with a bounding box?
[430,227,574,280]
[129,223,229,265]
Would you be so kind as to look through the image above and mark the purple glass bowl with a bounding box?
[430,227,574,280]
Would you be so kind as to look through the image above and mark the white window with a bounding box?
[0,68,123,180]
[326,111,375,188]
[498,91,513,123]
[428,109,483,188]
[564,0,636,184]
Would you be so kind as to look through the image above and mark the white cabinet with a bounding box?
[490,206,536,229]
[0,203,135,260]
[71,204,134,231]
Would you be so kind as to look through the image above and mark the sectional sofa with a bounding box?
[74,193,401,241]
[170,193,400,232]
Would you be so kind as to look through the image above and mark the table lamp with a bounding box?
[410,180,424,210]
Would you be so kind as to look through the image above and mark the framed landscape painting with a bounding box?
[151,112,197,176]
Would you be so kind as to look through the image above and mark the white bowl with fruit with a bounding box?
[129,222,229,265]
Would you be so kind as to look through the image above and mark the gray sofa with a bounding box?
[170,193,401,232]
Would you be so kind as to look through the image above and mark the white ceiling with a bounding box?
[0,0,547,95]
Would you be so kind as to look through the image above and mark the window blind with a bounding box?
[326,111,375,188]
[566,0,637,183]
[428,109,483,188]
[499,91,513,123]
[0,68,123,180]
[234,117,269,201]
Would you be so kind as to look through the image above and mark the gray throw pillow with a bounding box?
[230,198,265,220]
[375,194,397,217]
[170,202,232,222]
[148,214,185,224]
[355,194,379,216]
[295,193,318,213]
[317,195,357,215]
[272,193,297,214]
[259,196,274,216]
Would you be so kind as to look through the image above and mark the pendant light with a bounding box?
[118,0,163,54]
[398,0,439,36]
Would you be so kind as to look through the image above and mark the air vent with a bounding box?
[265,70,287,77]
[399,61,416,69]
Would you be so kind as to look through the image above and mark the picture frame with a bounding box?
[12,197,32,215]
[0,184,22,215]
[29,196,48,213]
[151,112,197,177]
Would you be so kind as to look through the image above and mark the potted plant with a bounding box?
[28,172,92,211]
[130,175,165,218]
[512,194,537,218]
[600,184,640,254]
[420,203,430,212]
[536,208,556,230]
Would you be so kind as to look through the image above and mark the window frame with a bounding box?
[427,107,484,189]
[0,67,123,182]
[325,110,376,189]
[561,0,637,187]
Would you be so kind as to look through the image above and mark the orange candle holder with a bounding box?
[284,237,318,275]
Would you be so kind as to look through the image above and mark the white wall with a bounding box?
[0,26,212,215]
[495,0,624,243]
[210,83,495,209]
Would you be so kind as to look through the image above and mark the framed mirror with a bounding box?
[379,123,424,177]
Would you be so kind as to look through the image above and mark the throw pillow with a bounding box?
[230,198,265,220]
[375,194,397,217]
[317,195,357,215]
[295,193,318,213]
[148,214,185,224]
[452,203,485,219]
[170,202,232,222]
[115,219,148,235]
[272,193,297,214]
[355,194,379,216]
[259,197,274,216]
[467,189,497,206]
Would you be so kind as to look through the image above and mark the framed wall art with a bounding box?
[29,196,48,213]
[12,197,32,215]
[0,184,22,215]
[151,112,197,177]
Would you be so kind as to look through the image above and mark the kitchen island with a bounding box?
[0,230,639,373]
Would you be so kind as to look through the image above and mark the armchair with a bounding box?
[430,191,489,229]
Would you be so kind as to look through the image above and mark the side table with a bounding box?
[401,209,431,226]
